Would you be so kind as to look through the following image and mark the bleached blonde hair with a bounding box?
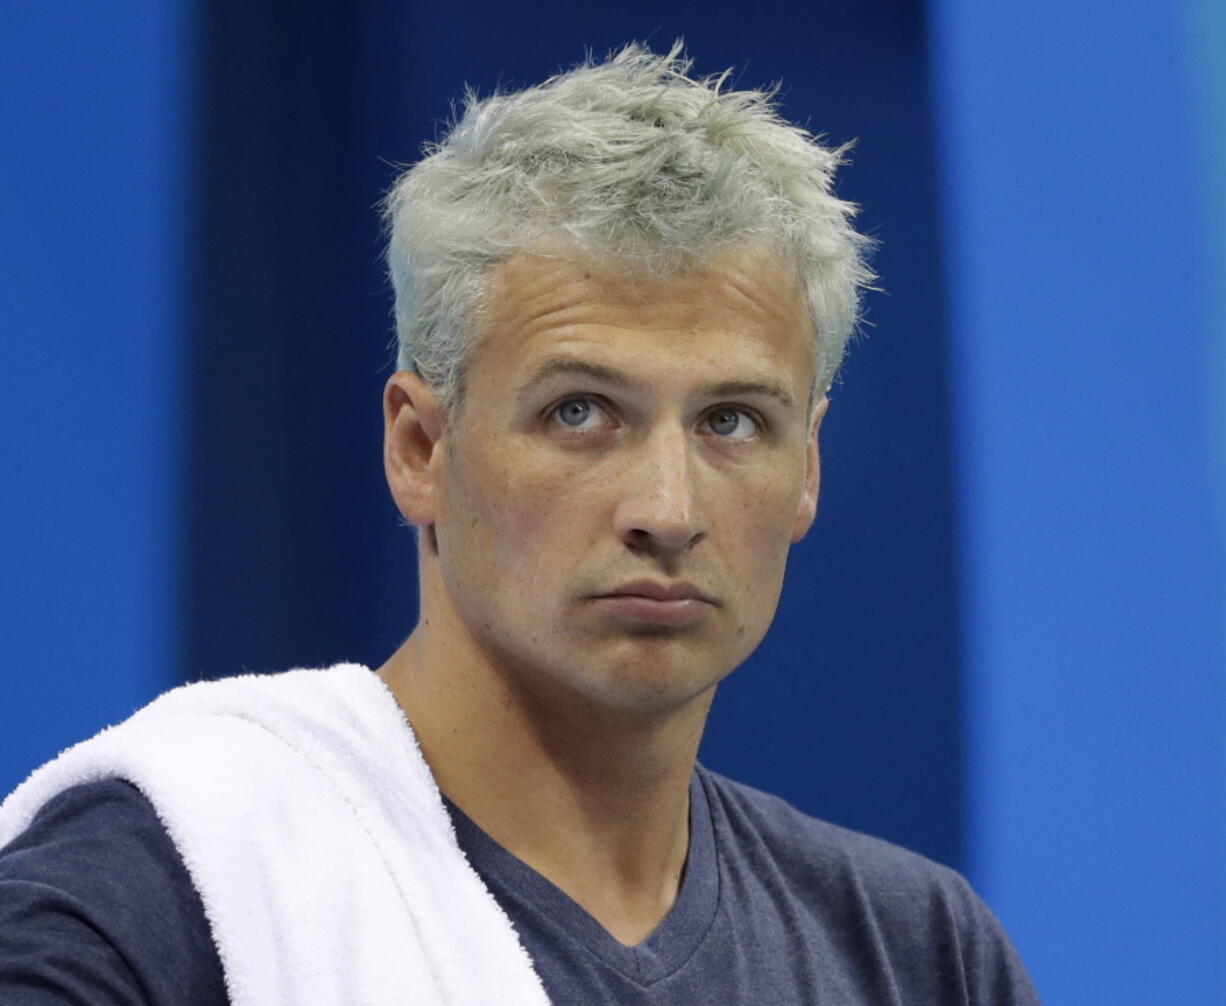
[383,43,874,409]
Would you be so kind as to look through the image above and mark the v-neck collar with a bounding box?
[442,770,720,986]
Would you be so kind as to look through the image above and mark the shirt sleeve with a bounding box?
[944,871,1041,1006]
[0,779,228,1006]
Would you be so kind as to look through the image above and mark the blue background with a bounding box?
[2,2,1223,1001]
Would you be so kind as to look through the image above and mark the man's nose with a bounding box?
[612,426,708,555]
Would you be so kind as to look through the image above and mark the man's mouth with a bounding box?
[591,580,717,627]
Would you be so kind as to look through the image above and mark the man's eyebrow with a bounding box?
[703,380,796,411]
[519,358,651,398]
[519,357,797,410]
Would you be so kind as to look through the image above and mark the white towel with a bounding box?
[0,664,551,1006]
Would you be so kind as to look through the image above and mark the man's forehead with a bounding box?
[479,245,813,350]
[453,244,819,416]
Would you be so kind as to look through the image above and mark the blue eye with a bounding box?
[706,407,758,440]
[551,397,606,430]
[557,400,589,426]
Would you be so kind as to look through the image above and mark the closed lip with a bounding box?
[595,580,716,605]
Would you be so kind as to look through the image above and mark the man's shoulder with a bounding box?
[699,763,957,874]
[697,764,998,935]
[0,778,227,1005]
[697,767,1040,1002]
[3,775,168,858]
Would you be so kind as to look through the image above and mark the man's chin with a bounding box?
[544,653,731,721]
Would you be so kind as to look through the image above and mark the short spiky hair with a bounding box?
[384,43,874,408]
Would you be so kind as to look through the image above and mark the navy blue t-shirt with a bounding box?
[0,772,1038,1004]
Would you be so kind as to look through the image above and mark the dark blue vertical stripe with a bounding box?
[183,1,418,682]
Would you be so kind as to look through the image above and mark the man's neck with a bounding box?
[377,620,713,946]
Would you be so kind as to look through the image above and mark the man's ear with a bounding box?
[790,395,829,543]
[384,370,446,528]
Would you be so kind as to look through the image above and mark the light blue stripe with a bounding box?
[1186,0,1226,939]
[1189,0,1226,585]
[928,0,1226,1001]
[0,3,191,793]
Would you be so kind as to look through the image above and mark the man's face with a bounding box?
[423,246,824,715]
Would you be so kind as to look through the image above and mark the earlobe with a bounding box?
[384,370,445,528]
[790,395,828,543]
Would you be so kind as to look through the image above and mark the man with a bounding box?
[0,45,1038,1003]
